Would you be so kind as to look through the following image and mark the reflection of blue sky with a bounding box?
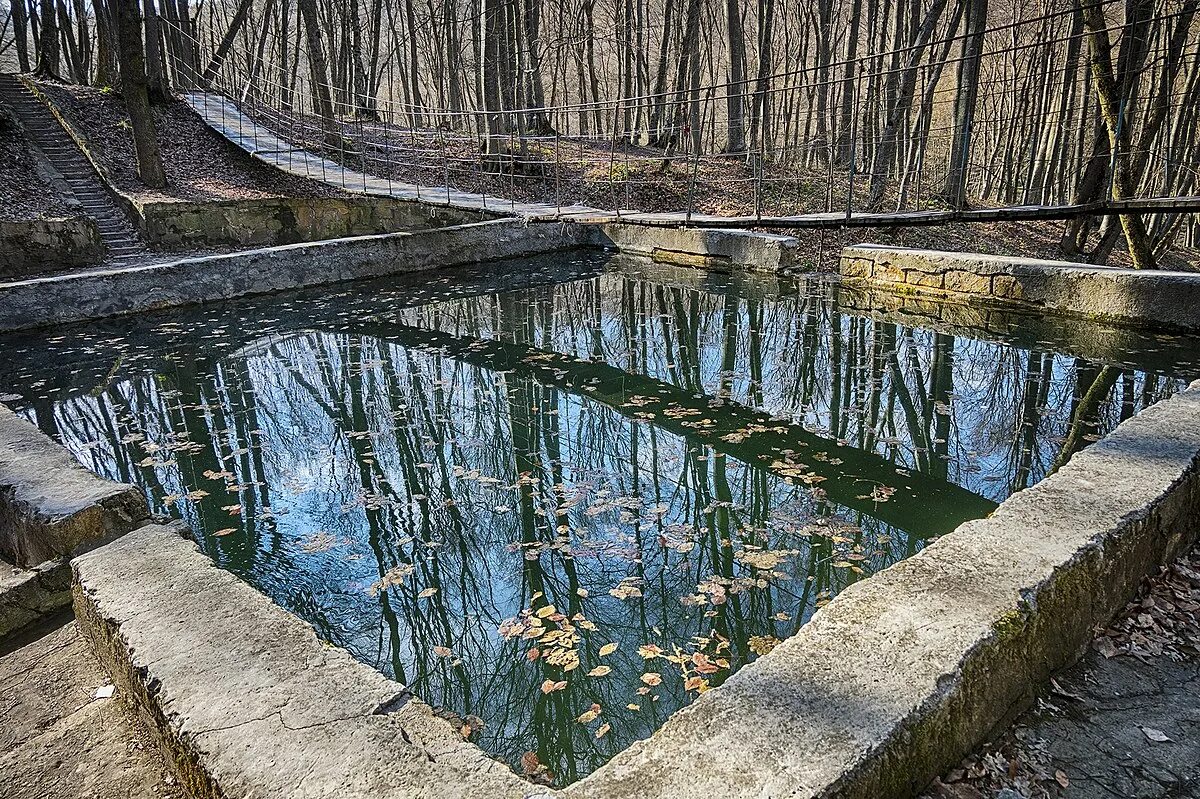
[36,324,907,775]
[4,257,1194,782]
[400,272,1184,502]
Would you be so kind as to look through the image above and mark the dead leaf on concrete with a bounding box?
[1140,726,1172,743]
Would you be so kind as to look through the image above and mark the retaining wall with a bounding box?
[840,244,1200,331]
[138,195,488,250]
[0,217,104,278]
[0,218,589,332]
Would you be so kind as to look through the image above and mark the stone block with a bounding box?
[838,256,873,279]
[943,269,991,294]
[0,405,149,567]
[905,269,945,289]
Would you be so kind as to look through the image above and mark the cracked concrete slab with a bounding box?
[73,523,538,799]
[1,557,71,639]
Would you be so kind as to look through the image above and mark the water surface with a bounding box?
[2,251,1197,784]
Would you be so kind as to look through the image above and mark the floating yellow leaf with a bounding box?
[598,642,619,657]
[577,709,599,724]
[536,605,557,618]
[626,703,640,711]
[417,587,438,598]
[640,672,662,686]
[587,665,612,677]
[595,723,611,739]
[540,679,568,694]
[432,646,453,657]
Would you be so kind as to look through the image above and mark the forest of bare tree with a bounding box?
[2,0,1198,264]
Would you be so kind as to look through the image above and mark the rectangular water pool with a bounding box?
[2,250,1198,785]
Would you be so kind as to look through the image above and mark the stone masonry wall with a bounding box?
[138,196,489,250]
[0,218,104,278]
[839,244,1200,332]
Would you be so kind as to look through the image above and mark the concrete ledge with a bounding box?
[67,373,1200,798]
[73,523,535,799]
[0,405,148,568]
[594,223,800,271]
[0,557,71,640]
[839,244,1200,332]
[0,218,588,332]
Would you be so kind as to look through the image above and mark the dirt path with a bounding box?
[0,614,187,799]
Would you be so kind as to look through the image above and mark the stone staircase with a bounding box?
[0,74,147,264]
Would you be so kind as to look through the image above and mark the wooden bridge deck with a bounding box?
[187,93,1200,230]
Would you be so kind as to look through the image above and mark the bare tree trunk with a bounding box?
[297,0,342,149]
[200,0,253,87]
[34,0,62,78]
[941,0,987,208]
[404,0,424,125]
[10,0,31,71]
[115,0,166,188]
[748,0,775,153]
[143,0,170,102]
[480,0,506,162]
[866,0,948,210]
[834,1,860,166]
[723,0,747,152]
[1078,0,1157,269]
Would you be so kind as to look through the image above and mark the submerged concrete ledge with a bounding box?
[69,381,1200,797]
[840,244,1200,332]
[0,218,588,332]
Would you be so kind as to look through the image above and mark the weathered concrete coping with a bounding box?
[590,223,801,271]
[0,218,588,332]
[73,381,1200,797]
[0,405,147,569]
[1,404,148,640]
[74,522,538,799]
[840,244,1200,332]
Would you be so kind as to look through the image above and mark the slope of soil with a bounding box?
[37,81,349,205]
[0,107,75,222]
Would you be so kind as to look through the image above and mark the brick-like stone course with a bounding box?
[840,244,1200,332]
[0,218,104,278]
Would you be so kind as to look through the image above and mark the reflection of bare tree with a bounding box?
[15,258,1190,784]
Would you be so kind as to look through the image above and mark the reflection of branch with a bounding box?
[1052,365,1121,473]
[344,322,997,537]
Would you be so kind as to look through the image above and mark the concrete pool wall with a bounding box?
[840,244,1200,332]
[5,226,1200,796]
[59,378,1200,799]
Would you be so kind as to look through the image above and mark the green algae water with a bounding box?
[3,251,1199,784]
